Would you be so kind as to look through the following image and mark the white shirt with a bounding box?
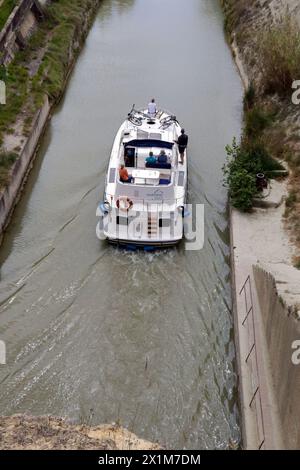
[148,101,157,116]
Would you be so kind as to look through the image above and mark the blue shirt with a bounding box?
[146,155,156,164]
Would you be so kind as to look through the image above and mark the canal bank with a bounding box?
[0,0,103,240]
[0,415,160,449]
[222,0,300,449]
[0,0,243,449]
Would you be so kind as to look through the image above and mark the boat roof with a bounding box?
[104,107,186,199]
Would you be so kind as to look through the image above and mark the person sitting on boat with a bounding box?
[175,129,188,164]
[158,150,168,164]
[146,151,156,164]
[119,164,132,183]
[148,98,157,117]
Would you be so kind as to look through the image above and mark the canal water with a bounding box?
[0,0,242,449]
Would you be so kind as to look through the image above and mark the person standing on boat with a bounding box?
[148,98,157,117]
[176,129,188,164]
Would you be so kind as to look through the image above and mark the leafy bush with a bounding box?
[223,139,284,211]
[223,139,258,211]
[259,16,300,95]
[225,166,257,211]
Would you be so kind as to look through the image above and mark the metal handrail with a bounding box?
[104,194,184,209]
[240,275,266,450]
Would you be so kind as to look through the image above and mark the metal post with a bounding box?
[258,439,265,450]
[242,305,253,326]
[249,386,259,408]
[245,343,255,363]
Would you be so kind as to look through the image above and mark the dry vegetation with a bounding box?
[222,0,300,257]
[259,16,300,95]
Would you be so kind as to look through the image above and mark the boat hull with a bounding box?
[107,237,182,249]
[96,107,188,248]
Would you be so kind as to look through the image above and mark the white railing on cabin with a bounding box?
[104,194,184,210]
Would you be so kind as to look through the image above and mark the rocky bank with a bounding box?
[0,415,160,450]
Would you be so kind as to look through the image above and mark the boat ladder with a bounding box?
[147,212,158,238]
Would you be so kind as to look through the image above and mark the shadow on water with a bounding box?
[0,0,243,449]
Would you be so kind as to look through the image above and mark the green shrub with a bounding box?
[223,138,284,211]
[226,167,257,211]
[223,139,258,211]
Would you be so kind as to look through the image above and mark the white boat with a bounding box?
[96,105,188,248]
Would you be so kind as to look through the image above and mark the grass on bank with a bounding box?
[0,151,17,186]
[0,0,18,31]
[259,16,300,95]
[221,0,249,37]
[258,16,300,241]
[0,0,98,188]
[223,2,300,96]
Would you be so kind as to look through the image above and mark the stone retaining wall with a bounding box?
[0,0,102,240]
[0,96,50,234]
[0,0,44,65]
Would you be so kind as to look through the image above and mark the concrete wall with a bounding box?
[253,266,300,449]
[230,208,286,449]
[0,96,50,234]
[0,0,44,65]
